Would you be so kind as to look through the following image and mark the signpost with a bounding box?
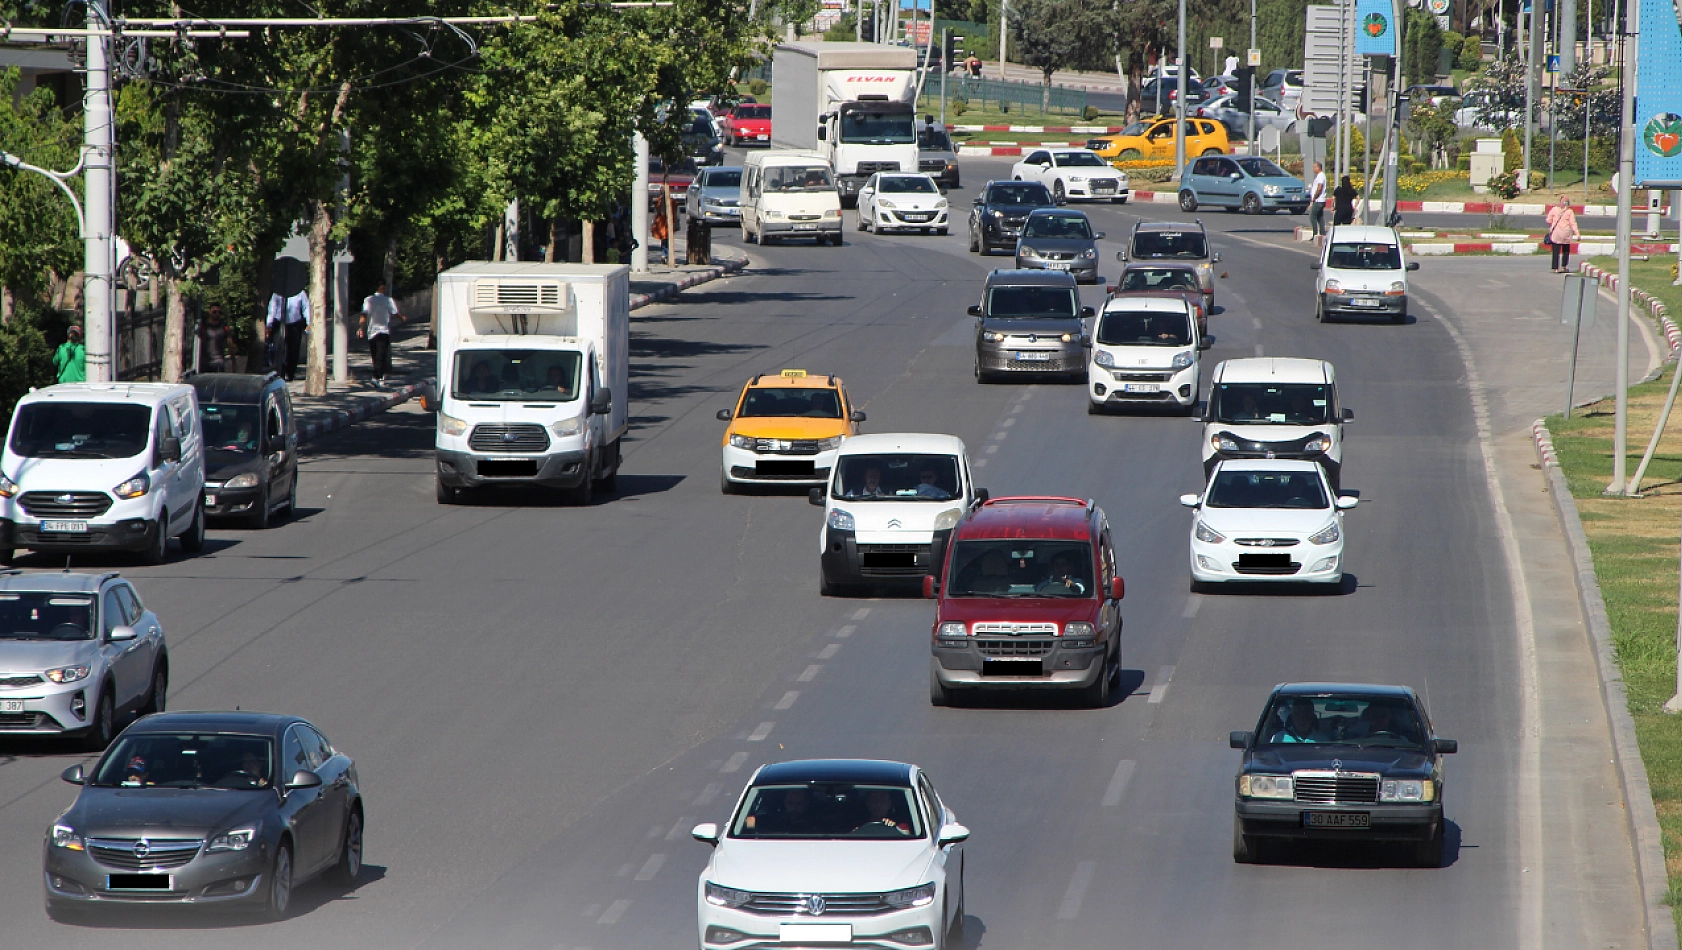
[1560,272,1599,418]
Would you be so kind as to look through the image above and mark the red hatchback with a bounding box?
[722,103,772,147]
[925,497,1124,707]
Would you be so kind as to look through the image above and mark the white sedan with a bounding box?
[1181,459,1355,593]
[694,759,969,949]
[858,172,951,235]
[1010,149,1129,204]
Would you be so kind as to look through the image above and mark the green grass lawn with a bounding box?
[1585,256,1682,323]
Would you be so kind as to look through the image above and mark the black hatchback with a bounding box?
[45,711,363,921]
[192,373,298,528]
[968,180,1056,255]
[1229,683,1457,866]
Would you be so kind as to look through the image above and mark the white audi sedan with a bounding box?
[1181,459,1355,592]
[693,759,969,949]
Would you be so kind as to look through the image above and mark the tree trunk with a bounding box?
[161,275,187,382]
[492,220,505,262]
[1,286,13,325]
[1042,70,1053,112]
[305,198,332,396]
[546,218,562,263]
[582,221,596,264]
[383,232,398,290]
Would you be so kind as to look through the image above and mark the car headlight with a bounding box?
[1063,621,1096,646]
[438,412,468,437]
[0,472,17,498]
[878,199,897,209]
[551,417,583,438]
[1094,349,1115,367]
[1388,280,1407,295]
[1171,350,1194,370]
[1380,779,1434,802]
[933,507,963,531]
[983,330,1004,342]
[51,824,84,851]
[936,199,948,209]
[705,882,753,908]
[1198,262,1212,274]
[1019,246,1040,258]
[937,621,968,639]
[1263,184,1281,196]
[1323,279,1343,294]
[827,508,854,532]
[1069,175,1087,182]
[1116,172,1130,184]
[988,208,1005,219]
[1303,433,1331,453]
[817,435,845,451]
[1212,434,1239,452]
[703,197,723,207]
[1308,521,1341,545]
[223,472,259,490]
[113,472,150,499]
[1081,247,1097,259]
[1195,520,1226,544]
[882,883,937,909]
[45,665,90,684]
[206,826,257,852]
[1060,332,1075,343]
[1239,774,1294,799]
[728,433,756,449]
[824,209,840,218]
[764,209,784,218]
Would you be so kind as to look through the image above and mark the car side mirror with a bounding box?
[937,823,971,846]
[1340,408,1354,422]
[1308,261,1319,270]
[973,487,989,504]
[1335,495,1359,510]
[1094,231,1106,240]
[1211,252,1221,263]
[1115,251,1128,262]
[692,822,721,845]
[1407,261,1420,271]
[808,486,825,506]
[716,409,733,421]
[1229,731,1252,749]
[286,769,323,790]
[966,304,982,316]
[1081,306,1095,318]
[158,436,181,463]
[1434,738,1458,754]
[1198,337,1213,351]
[419,380,439,412]
[589,391,612,416]
[1110,576,1125,600]
[1178,493,1200,508]
[973,196,984,204]
[849,410,867,423]
[923,575,937,599]
[108,625,138,643]
[61,764,84,785]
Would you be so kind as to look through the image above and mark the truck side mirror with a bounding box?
[1115,251,1128,262]
[589,391,612,415]
[808,487,825,506]
[1407,261,1420,271]
[923,575,937,598]
[1229,731,1252,749]
[158,436,181,463]
[1340,408,1354,422]
[817,125,827,141]
[1110,577,1125,600]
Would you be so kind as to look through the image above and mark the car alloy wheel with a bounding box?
[263,843,293,921]
[140,514,169,565]
[180,499,206,553]
[141,660,168,716]
[250,486,272,529]
[1179,191,1198,212]
[326,810,364,887]
[1243,193,1262,215]
[1053,181,1066,205]
[81,689,114,751]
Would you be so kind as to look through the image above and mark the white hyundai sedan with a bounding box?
[693,759,969,949]
[1181,459,1355,592]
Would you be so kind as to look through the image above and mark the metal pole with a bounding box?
[1584,87,1591,200]
[1248,0,1257,156]
[82,0,115,383]
[998,0,1008,80]
[1627,348,1682,492]
[1564,280,1585,418]
[332,130,349,384]
[1608,19,1635,494]
[1336,0,1350,183]
[856,0,862,40]
[1666,503,1682,712]
[1560,0,1577,73]
[632,132,650,272]
[1382,0,1404,223]
[1524,0,1542,189]
[1175,0,1186,179]
[940,28,949,129]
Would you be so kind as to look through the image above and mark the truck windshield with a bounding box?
[832,454,960,500]
[945,540,1095,597]
[840,110,915,144]
[8,403,151,459]
[766,165,835,192]
[454,350,582,401]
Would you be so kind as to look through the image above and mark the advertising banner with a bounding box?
[1633,0,1682,186]
[1354,0,1399,56]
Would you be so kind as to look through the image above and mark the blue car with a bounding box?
[1179,155,1309,215]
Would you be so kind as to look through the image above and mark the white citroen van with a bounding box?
[1,383,206,565]
[741,150,844,246]
[809,433,979,595]
[1200,358,1351,490]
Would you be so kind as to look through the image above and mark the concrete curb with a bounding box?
[293,252,750,445]
[1533,419,1680,950]
[1408,241,1680,257]
[1580,262,1680,357]
[950,124,1126,133]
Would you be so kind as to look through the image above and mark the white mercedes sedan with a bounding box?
[693,759,969,949]
[1182,459,1356,592]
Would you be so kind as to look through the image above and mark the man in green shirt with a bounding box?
[54,325,86,383]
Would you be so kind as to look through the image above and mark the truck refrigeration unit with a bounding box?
[772,41,920,206]
[431,262,629,506]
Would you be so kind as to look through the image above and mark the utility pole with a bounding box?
[1381,0,1404,224]
[83,1,115,383]
[1560,0,1577,73]
[939,28,950,129]
[633,133,650,272]
[1247,0,1257,156]
[332,130,350,384]
[1175,0,1187,179]
[998,0,1008,80]
[1608,17,1636,494]
[1524,0,1543,189]
[857,0,863,40]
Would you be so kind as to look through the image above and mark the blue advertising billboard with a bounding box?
[1634,0,1682,186]
[1354,0,1399,57]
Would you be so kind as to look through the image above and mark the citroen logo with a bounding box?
[133,840,150,857]
[886,519,902,529]
[56,493,74,505]
[804,894,826,916]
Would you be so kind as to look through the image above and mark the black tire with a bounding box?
[1179,191,1198,212]
[44,897,85,923]
[325,808,364,888]
[1113,196,1128,204]
[1242,193,1262,215]
[260,841,293,921]
[1315,298,1328,323]
[140,659,168,716]
[968,226,979,253]
[139,514,169,565]
[286,476,298,517]
[593,439,620,494]
[249,486,272,529]
[179,499,205,553]
[744,227,757,244]
[1053,181,1066,205]
[929,663,953,706]
[1415,824,1445,867]
[1088,399,1105,415]
[1190,577,1213,594]
[436,475,460,505]
[1080,650,1113,707]
[0,548,13,566]
[936,227,948,236]
[720,472,736,495]
[830,233,843,247]
[570,466,594,506]
[857,212,868,231]
[1118,149,1142,161]
[1201,148,1223,156]
[80,688,114,752]
[1233,815,1260,863]
[1393,306,1408,325]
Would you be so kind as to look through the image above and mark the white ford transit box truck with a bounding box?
[432,262,628,505]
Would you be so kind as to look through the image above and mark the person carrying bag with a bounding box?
[1544,195,1580,273]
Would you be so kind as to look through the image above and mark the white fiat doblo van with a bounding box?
[1200,358,1351,490]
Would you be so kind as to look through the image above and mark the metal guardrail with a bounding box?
[937,76,1088,117]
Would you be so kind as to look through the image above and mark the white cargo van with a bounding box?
[432,262,629,505]
[740,150,844,246]
[1200,357,1351,490]
[1,383,206,564]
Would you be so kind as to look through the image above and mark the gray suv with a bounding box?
[971,270,1094,382]
[0,571,168,749]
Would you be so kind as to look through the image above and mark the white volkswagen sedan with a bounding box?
[1181,459,1355,592]
[693,759,969,949]
[858,172,950,235]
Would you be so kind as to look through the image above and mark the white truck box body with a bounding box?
[773,42,920,200]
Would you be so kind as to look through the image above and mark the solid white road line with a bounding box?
[598,900,631,925]
[775,690,799,710]
[748,722,775,741]
[1147,665,1175,704]
[1056,861,1097,919]
[798,664,822,682]
[1101,759,1137,807]
[721,752,749,773]
[633,854,666,882]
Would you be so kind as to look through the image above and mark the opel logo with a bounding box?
[133,841,150,857]
[804,894,826,916]
[56,493,74,505]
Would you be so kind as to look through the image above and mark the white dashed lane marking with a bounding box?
[598,900,631,925]
[851,607,871,620]
[665,816,694,840]
[798,664,822,682]
[817,643,841,659]
[1251,317,1262,329]
[634,854,666,882]
[1182,597,1201,618]
[748,722,775,741]
[722,752,749,773]
[1101,760,1137,807]
[775,691,799,710]
[1002,416,1016,427]
[834,624,856,638]
[693,784,722,806]
[1147,665,1175,704]
[1056,861,1097,919]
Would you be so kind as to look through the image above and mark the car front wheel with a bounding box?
[1232,815,1261,863]
[261,842,293,921]
[1179,191,1198,212]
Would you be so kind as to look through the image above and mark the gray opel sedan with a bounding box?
[45,711,363,921]
[1014,209,1104,285]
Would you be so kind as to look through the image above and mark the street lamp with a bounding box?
[0,151,88,239]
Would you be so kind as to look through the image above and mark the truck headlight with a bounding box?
[1171,350,1194,370]
[1060,332,1075,343]
[113,472,150,499]
[728,434,756,449]
[1239,774,1294,799]
[1308,521,1341,545]
[824,209,840,218]
[1303,434,1331,453]
[937,621,968,639]
[551,417,583,438]
[0,472,17,498]
[1212,435,1239,452]
[983,331,1005,342]
[1094,350,1115,367]
[1019,246,1040,258]
[827,508,854,531]
[816,435,845,451]
[1062,622,1096,647]
[933,507,963,531]
[224,473,259,489]
[438,412,468,437]
[1195,520,1226,544]
[45,665,90,684]
[1380,779,1434,802]
[764,209,784,218]
[1388,281,1407,295]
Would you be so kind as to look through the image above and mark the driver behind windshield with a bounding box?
[465,361,498,394]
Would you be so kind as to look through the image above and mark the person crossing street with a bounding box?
[357,281,406,388]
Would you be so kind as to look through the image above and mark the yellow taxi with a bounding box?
[717,370,864,493]
[1091,117,1230,163]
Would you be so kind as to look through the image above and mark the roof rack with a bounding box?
[980,495,1092,510]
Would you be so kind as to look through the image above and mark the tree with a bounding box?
[0,68,80,324]
[1009,0,1106,109]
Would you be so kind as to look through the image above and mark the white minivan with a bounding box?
[1200,358,1351,490]
[1,383,206,565]
[1314,224,1419,324]
[1088,295,1208,414]
[809,433,979,595]
[741,150,844,247]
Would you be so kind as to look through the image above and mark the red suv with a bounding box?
[925,497,1124,707]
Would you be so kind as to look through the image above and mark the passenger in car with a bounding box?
[1272,698,1324,743]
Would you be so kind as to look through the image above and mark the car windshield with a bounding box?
[705,169,742,189]
[201,404,259,453]
[833,454,960,500]
[1054,152,1107,167]
[1206,469,1329,509]
[918,128,952,150]
[986,285,1078,318]
[0,592,94,641]
[986,183,1053,205]
[880,176,938,194]
[1118,122,1149,136]
[1211,382,1331,424]
[454,350,582,401]
[91,733,277,790]
[1130,230,1208,259]
[650,157,699,177]
[739,387,841,418]
[1256,695,1427,749]
[1235,158,1289,177]
[736,104,770,119]
[1327,242,1403,270]
[8,403,151,460]
[1022,215,1092,239]
[1098,309,1191,346]
[840,110,916,144]
[766,165,835,192]
[730,782,925,839]
[945,539,1095,597]
[1119,267,1199,292]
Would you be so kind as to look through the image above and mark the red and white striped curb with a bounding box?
[1533,419,1559,468]
[950,125,1127,134]
[957,142,1092,155]
[629,254,747,309]
[1579,262,1680,356]
[1088,185,1645,218]
[1407,241,1679,256]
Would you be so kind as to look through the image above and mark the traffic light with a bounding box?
[945,32,961,72]
[1229,66,1253,106]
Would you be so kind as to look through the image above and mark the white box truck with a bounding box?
[772,41,920,206]
[431,262,628,505]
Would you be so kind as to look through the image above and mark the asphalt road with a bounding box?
[0,153,1645,948]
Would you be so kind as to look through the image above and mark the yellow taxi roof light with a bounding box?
[780,369,808,377]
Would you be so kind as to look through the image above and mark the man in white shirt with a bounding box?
[1223,54,1238,76]
[266,289,310,381]
[357,281,406,387]
[1308,161,1328,246]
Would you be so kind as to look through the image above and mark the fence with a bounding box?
[933,76,1089,117]
[115,306,169,381]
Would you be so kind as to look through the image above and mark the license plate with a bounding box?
[107,874,172,890]
[756,134,769,140]
[1303,811,1371,829]
[1349,297,1380,307]
[780,923,852,943]
[40,520,88,533]
[0,700,24,713]
[1045,261,1072,270]
[794,223,817,230]
[205,494,218,506]
[1016,351,1053,361]
[1122,383,1159,393]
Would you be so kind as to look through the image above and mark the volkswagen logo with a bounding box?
[133,841,150,857]
[804,894,827,916]
[56,493,74,505]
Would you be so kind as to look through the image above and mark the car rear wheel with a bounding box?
[1119,149,1142,161]
[1242,193,1262,215]
[1179,191,1198,212]
[1232,815,1261,863]
[1201,148,1224,156]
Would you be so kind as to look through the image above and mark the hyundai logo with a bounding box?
[804,894,827,916]
[56,493,74,505]
[133,841,150,857]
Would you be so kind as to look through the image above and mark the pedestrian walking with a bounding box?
[652,185,674,263]
[357,281,406,387]
[198,303,230,373]
[1545,194,1580,273]
[1223,53,1238,76]
[268,289,310,382]
[1307,162,1328,245]
[53,325,85,384]
[1332,175,1357,226]
[966,54,981,78]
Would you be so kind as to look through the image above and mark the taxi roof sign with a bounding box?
[780,369,808,377]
